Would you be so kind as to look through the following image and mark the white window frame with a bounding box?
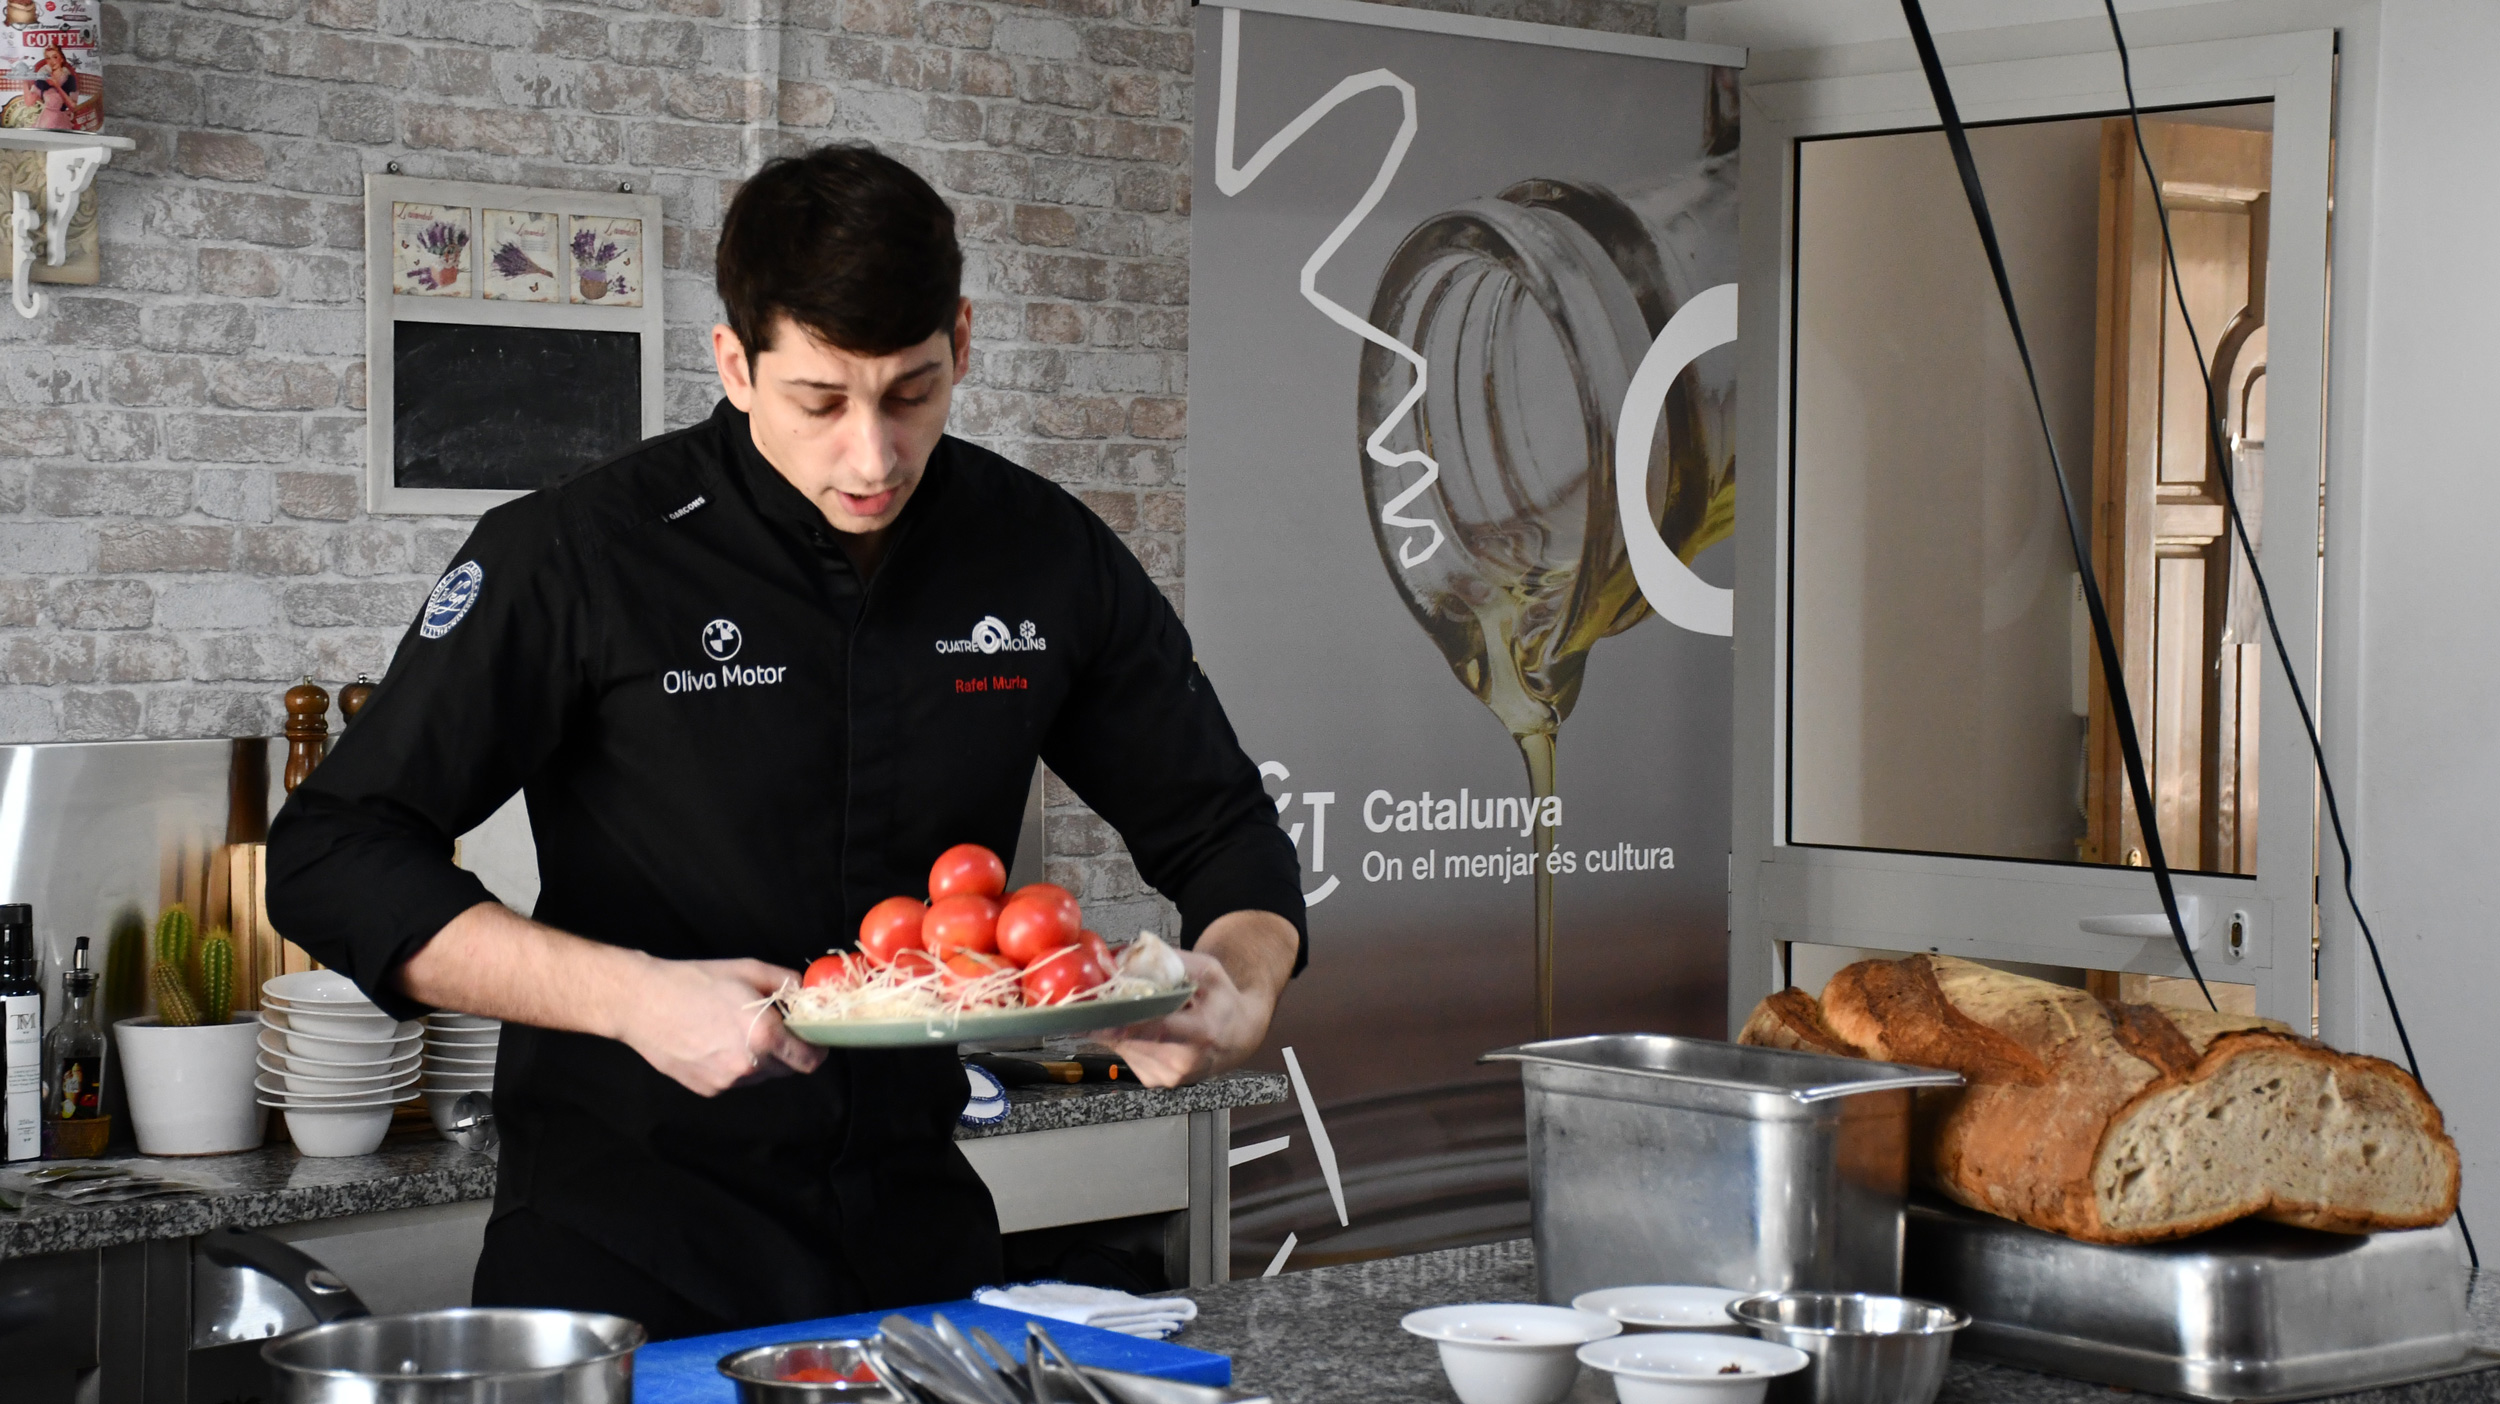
[1729,30,2336,1028]
[363,174,666,517]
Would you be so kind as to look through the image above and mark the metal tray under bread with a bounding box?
[1905,1197,2498,1401]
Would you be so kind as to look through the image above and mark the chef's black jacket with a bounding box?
[266,399,1307,1336]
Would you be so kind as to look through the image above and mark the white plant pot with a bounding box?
[114,1016,267,1156]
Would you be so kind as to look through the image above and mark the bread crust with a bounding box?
[1736,955,2460,1244]
[1737,986,1864,1057]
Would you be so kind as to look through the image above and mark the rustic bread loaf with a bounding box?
[1738,954,2459,1244]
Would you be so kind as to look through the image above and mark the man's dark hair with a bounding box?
[716,143,962,359]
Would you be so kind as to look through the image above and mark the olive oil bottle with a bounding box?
[0,904,41,1162]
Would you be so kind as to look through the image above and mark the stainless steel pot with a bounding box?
[198,1226,644,1403]
[261,1309,644,1404]
[1482,1036,1964,1302]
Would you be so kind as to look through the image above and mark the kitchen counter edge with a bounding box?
[0,1070,1288,1259]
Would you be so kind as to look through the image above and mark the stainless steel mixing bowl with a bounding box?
[718,1339,901,1404]
[1729,1292,1967,1404]
[261,1308,644,1404]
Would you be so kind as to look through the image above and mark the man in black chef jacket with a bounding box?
[266,145,1306,1339]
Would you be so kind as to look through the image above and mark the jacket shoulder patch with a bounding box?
[420,561,484,639]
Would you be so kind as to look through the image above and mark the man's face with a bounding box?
[711,301,972,536]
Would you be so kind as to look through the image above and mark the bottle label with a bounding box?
[55,1053,100,1120]
[3,993,38,1161]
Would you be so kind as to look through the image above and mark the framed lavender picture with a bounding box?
[365,175,665,515]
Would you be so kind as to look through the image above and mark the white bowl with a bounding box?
[263,970,374,1005]
[1572,1287,1749,1334]
[256,1070,419,1101]
[281,1104,396,1157]
[424,1027,501,1046]
[426,1013,501,1030]
[115,1016,268,1155]
[266,1020,420,1064]
[1402,1304,1621,1404]
[258,1050,422,1084]
[1575,1334,1811,1404]
[422,1048,497,1068]
[268,1005,404,1041]
[263,1059,423,1094]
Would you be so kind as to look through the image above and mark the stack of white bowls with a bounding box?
[254,970,421,1156]
[422,1011,499,1138]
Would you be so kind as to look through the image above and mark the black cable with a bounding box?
[1895,0,2218,1010]
[2096,0,2474,1269]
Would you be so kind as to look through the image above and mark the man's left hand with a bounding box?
[1103,910,1298,1087]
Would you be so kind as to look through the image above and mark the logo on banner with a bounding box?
[936,616,1047,655]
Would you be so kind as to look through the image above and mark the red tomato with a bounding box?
[802,953,865,989]
[890,947,944,980]
[858,895,929,967]
[1021,939,1115,1006]
[1078,929,1117,976]
[923,893,1001,958]
[928,844,1007,902]
[995,890,1081,966]
[943,950,1016,993]
[1007,882,1081,935]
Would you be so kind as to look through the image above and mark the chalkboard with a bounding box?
[392,322,643,492]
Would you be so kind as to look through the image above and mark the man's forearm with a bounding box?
[395,901,825,1095]
[1194,908,1299,1005]
[395,900,653,1038]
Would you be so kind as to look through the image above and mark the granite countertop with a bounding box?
[956,1069,1287,1140]
[1177,1238,2500,1404]
[0,1069,1286,1261]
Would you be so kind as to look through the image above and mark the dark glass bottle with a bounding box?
[0,904,40,1162]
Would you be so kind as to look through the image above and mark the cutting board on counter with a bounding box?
[636,1300,1231,1404]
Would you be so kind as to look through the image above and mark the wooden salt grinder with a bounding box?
[282,677,331,794]
[338,673,377,725]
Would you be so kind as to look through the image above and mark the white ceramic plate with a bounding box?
[1571,1287,1748,1334]
[422,1049,496,1068]
[424,1027,500,1045]
[785,985,1193,1048]
[1575,1334,1810,1404]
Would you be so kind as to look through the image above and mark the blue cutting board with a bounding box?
[635,1299,1232,1404]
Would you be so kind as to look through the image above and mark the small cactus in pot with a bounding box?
[147,905,237,1028]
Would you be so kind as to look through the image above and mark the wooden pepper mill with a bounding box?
[339,673,377,725]
[282,677,331,794]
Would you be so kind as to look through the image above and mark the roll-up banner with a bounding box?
[1189,0,1744,1270]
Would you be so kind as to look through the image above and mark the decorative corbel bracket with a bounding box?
[1,130,134,320]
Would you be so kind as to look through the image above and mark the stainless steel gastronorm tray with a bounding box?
[1905,1197,2499,1401]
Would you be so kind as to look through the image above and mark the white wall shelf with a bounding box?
[0,129,133,320]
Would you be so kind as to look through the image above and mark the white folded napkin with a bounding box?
[974,1281,1200,1339]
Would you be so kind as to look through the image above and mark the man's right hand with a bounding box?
[614,955,825,1095]
[396,902,825,1099]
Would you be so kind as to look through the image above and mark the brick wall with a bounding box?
[0,0,1680,934]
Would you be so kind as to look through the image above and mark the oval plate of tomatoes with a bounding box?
[779,844,1197,1048]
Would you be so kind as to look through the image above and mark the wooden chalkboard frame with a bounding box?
[364,173,665,516]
